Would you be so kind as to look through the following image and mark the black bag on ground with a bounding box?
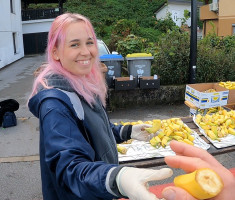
[2,112,17,128]
[0,99,19,127]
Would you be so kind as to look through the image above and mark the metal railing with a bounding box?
[22,8,63,21]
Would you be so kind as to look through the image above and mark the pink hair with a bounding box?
[30,13,107,107]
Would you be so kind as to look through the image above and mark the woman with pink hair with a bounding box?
[28,13,173,200]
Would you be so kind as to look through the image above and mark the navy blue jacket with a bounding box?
[28,89,132,200]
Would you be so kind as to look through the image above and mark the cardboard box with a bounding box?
[139,76,160,89]
[215,83,235,104]
[227,89,235,104]
[185,83,229,109]
[114,77,136,91]
[223,104,235,110]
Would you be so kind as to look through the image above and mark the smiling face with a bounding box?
[53,21,98,76]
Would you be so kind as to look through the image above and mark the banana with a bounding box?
[161,136,171,148]
[219,81,235,89]
[149,136,161,148]
[174,168,224,199]
[228,127,235,135]
[157,131,165,139]
[145,119,161,134]
[206,130,218,140]
[171,135,184,141]
[117,145,127,154]
[183,138,194,145]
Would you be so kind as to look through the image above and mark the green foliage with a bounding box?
[64,0,166,44]
[28,3,58,9]
[152,29,235,85]
[151,28,190,85]
[138,27,162,43]
[116,34,148,57]
[62,0,235,84]
[112,19,139,37]
[154,13,176,33]
[197,34,235,82]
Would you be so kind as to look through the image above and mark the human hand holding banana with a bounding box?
[162,140,235,200]
[131,123,154,141]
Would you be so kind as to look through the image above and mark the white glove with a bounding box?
[131,124,153,141]
[116,167,173,200]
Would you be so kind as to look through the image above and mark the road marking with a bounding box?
[0,155,39,163]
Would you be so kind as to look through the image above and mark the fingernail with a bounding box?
[162,189,176,200]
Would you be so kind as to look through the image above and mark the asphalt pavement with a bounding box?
[0,54,235,200]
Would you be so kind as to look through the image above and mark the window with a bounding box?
[12,33,17,54]
[10,0,15,14]
[233,24,235,35]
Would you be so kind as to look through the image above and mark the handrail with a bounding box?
[22,8,63,21]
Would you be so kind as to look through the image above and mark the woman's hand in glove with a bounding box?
[116,167,173,200]
[131,124,153,141]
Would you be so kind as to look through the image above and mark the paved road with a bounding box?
[0,54,234,200]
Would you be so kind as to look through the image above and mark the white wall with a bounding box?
[22,19,54,34]
[155,3,192,27]
[0,0,24,69]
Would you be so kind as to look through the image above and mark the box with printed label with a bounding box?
[185,83,229,109]
[215,83,235,104]
[227,89,235,104]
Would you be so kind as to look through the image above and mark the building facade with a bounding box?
[200,0,235,37]
[155,0,202,28]
[0,0,24,69]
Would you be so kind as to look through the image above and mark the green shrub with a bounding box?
[138,27,162,43]
[197,36,235,82]
[116,34,148,57]
[154,13,176,33]
[151,29,190,85]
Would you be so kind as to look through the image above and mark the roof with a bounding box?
[168,0,203,5]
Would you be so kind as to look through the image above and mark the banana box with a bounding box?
[223,104,235,110]
[224,87,235,104]
[185,83,229,109]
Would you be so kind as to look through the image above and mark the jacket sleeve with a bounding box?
[109,122,132,144]
[40,99,122,199]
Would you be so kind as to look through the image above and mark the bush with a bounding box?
[151,28,235,85]
[154,13,176,33]
[116,34,148,57]
[151,28,190,85]
[138,27,162,43]
[197,35,235,82]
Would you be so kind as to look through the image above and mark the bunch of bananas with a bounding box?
[204,88,216,93]
[149,118,195,148]
[117,120,153,126]
[197,107,223,115]
[195,109,235,140]
[219,81,235,90]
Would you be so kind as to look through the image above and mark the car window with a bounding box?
[98,40,110,56]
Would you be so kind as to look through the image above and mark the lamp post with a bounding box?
[189,0,198,84]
